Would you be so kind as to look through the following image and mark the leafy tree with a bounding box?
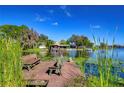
[39,34,48,41]
[100,42,107,49]
[0,24,56,50]
[38,34,48,45]
[67,34,93,48]
[0,25,39,49]
[46,39,54,48]
[60,40,67,45]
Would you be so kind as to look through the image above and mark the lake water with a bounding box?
[68,48,124,62]
[68,48,124,78]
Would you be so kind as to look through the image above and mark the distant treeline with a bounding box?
[95,43,124,49]
[1,24,123,50]
[0,24,95,49]
[109,45,124,48]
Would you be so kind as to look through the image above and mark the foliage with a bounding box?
[23,48,53,61]
[38,34,48,46]
[46,39,54,48]
[60,40,68,45]
[39,34,48,41]
[0,24,54,50]
[72,35,124,87]
[0,25,39,49]
[23,48,41,56]
[38,34,54,49]
[100,42,108,49]
[67,34,93,48]
[74,57,88,73]
[40,54,54,61]
[0,38,24,86]
[84,36,119,87]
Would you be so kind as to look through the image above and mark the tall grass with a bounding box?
[85,35,120,86]
[0,38,24,87]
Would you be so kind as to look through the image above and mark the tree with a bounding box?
[0,25,39,49]
[100,42,107,49]
[0,24,56,50]
[38,34,48,45]
[60,40,67,45]
[38,34,55,48]
[67,34,93,48]
[46,39,54,48]
[39,34,48,41]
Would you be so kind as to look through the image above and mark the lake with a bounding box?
[68,48,124,61]
[68,48,124,78]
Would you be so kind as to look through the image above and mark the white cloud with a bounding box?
[65,11,72,17]
[35,13,46,22]
[52,22,59,26]
[90,24,101,29]
[60,5,66,10]
[60,5,72,17]
[49,9,54,14]
[38,18,46,22]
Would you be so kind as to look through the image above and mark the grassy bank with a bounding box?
[74,57,88,73]
[23,48,54,61]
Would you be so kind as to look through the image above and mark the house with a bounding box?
[39,45,46,49]
[50,42,70,56]
[70,42,77,48]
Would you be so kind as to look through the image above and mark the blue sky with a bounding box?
[0,5,124,45]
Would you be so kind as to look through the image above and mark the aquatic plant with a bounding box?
[84,34,120,86]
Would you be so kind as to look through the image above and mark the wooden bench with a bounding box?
[48,62,62,76]
[26,79,49,87]
[22,54,40,71]
[48,66,62,76]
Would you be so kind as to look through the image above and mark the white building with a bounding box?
[39,45,46,49]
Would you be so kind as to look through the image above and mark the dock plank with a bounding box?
[23,62,82,87]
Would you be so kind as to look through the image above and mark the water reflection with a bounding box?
[68,49,91,58]
[84,63,124,78]
[68,48,124,79]
[90,48,124,62]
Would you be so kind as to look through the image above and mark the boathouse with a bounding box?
[50,42,70,56]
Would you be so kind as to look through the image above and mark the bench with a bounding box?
[22,54,40,71]
[26,79,49,87]
[48,66,62,76]
[23,59,40,71]
[48,62,62,76]
[48,56,64,76]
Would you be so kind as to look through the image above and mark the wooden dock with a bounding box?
[23,61,82,87]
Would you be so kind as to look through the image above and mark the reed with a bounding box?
[0,38,24,87]
[85,35,118,86]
